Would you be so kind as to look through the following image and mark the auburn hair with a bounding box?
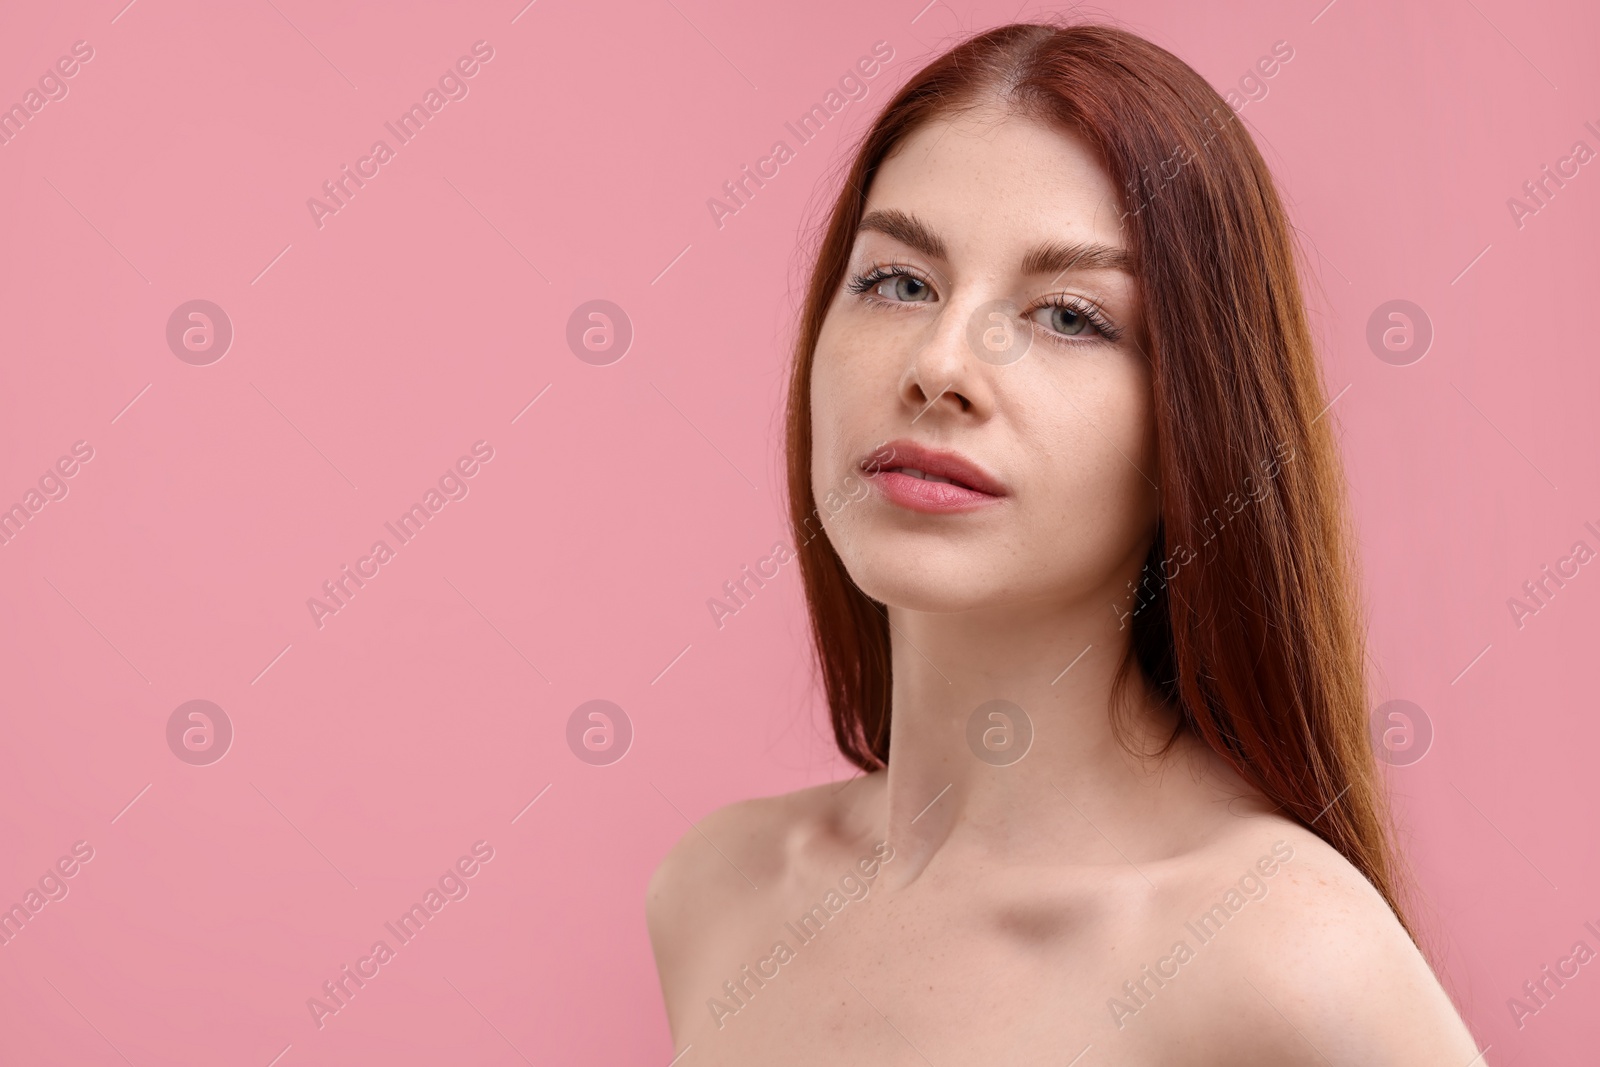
[782,22,1413,939]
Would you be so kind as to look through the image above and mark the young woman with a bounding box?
[648,21,1484,1064]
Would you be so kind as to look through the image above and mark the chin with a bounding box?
[831,522,1016,614]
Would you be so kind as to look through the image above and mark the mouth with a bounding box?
[884,466,981,490]
[859,438,1006,513]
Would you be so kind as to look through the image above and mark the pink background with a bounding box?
[0,0,1594,1062]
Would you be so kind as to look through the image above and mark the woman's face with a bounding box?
[810,102,1159,616]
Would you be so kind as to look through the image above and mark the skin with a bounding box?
[647,101,1484,1066]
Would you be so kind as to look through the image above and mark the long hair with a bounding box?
[782,22,1413,938]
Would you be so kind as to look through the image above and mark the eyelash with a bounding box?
[845,263,1124,344]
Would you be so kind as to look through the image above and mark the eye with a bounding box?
[846,264,938,304]
[1027,297,1120,343]
[881,274,932,302]
[1037,303,1095,336]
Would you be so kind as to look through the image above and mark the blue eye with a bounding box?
[1036,303,1095,336]
[1028,298,1119,342]
[846,264,937,303]
[884,274,932,302]
[846,265,1123,345]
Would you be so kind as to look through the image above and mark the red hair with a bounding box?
[783,22,1412,939]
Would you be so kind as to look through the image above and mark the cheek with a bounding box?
[808,339,848,503]
[1121,382,1160,483]
[1091,354,1157,477]
[1108,384,1159,519]
[808,309,884,490]
[1018,361,1158,559]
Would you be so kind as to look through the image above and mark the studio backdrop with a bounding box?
[0,0,1594,1063]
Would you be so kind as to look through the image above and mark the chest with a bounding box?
[666,875,1220,1066]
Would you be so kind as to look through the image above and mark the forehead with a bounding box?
[863,105,1127,259]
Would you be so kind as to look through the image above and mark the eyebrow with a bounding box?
[859,208,949,260]
[1020,239,1133,278]
[857,208,1133,278]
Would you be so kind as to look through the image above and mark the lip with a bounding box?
[859,438,1007,514]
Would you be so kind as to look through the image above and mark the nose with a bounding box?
[897,297,998,422]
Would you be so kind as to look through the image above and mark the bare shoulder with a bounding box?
[1169,817,1484,1064]
[646,774,874,915]
[644,774,881,1020]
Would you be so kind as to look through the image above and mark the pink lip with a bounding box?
[860,439,1007,514]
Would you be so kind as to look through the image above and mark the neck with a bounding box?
[873,593,1199,888]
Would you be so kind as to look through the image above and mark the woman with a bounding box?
[648,21,1484,1064]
